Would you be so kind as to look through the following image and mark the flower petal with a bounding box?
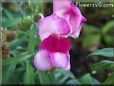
[34,50,52,71]
[71,16,87,38]
[53,0,87,38]
[69,13,82,34]
[51,52,69,68]
[40,34,71,53]
[53,0,72,17]
[68,4,87,36]
[63,62,71,71]
[38,14,70,40]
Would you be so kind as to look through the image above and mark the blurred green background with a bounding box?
[1,0,114,85]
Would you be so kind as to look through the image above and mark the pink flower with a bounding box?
[34,0,87,71]
[34,34,71,71]
[38,0,86,40]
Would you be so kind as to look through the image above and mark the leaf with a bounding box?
[24,61,35,84]
[65,79,81,85]
[2,17,21,28]
[55,69,75,79]
[3,9,13,19]
[3,51,33,66]
[101,21,114,34]
[87,48,114,57]
[104,35,113,46]
[79,73,100,85]
[2,64,16,84]
[83,24,99,35]
[8,30,27,50]
[82,34,100,48]
[55,69,80,84]
[103,72,114,85]
[38,70,58,84]
[27,23,40,51]
[91,60,114,71]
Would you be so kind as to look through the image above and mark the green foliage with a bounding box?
[79,73,100,85]
[91,60,114,71]
[2,17,21,28]
[38,70,58,84]
[103,72,114,85]
[87,48,114,58]
[82,34,100,48]
[55,69,81,85]
[88,48,114,85]
[101,21,114,35]
[3,51,33,66]
[82,20,114,48]
[24,61,35,84]
[2,64,16,84]
[27,23,40,51]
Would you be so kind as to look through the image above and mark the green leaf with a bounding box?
[103,72,114,85]
[91,60,114,71]
[83,24,99,35]
[87,48,114,57]
[82,34,100,48]
[101,21,114,34]
[24,61,35,84]
[8,30,27,50]
[8,38,25,50]
[2,17,21,28]
[38,70,58,84]
[104,35,113,46]
[27,23,40,51]
[3,9,13,19]
[55,69,75,79]
[3,51,33,66]
[55,68,80,84]
[79,73,100,85]
[66,79,81,85]
[2,64,16,84]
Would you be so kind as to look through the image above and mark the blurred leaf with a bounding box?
[103,72,114,85]
[104,35,113,46]
[24,61,35,84]
[2,17,21,28]
[65,79,81,85]
[82,34,100,48]
[101,21,114,34]
[8,30,27,50]
[91,60,114,71]
[55,69,75,79]
[38,71,58,84]
[54,69,79,84]
[9,38,25,50]
[2,64,16,84]
[79,73,100,85]
[83,24,99,35]
[3,51,33,66]
[3,9,13,19]
[87,48,114,57]
[27,23,40,51]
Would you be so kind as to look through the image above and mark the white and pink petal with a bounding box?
[34,50,52,71]
[38,14,70,40]
[51,52,70,69]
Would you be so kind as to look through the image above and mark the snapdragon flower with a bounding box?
[34,0,86,71]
